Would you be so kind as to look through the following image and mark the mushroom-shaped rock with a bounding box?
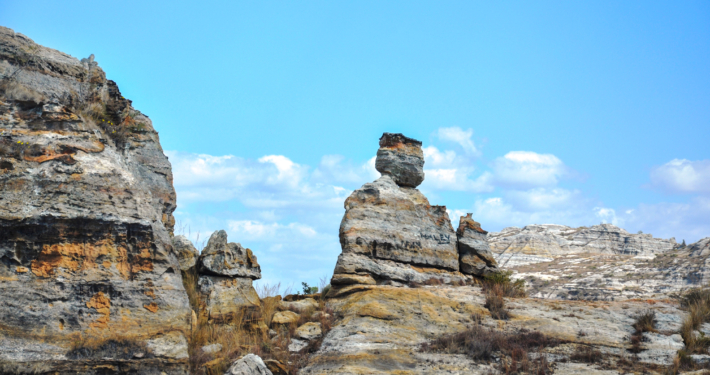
[375,132,425,188]
[294,322,322,340]
[173,235,199,271]
[199,230,261,279]
[457,213,499,276]
[224,353,273,375]
[271,311,300,325]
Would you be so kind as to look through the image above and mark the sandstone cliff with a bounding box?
[0,26,190,374]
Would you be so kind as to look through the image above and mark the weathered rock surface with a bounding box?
[279,297,319,312]
[374,132,425,188]
[294,322,322,340]
[272,310,300,325]
[0,26,190,373]
[300,284,688,374]
[173,235,198,271]
[224,353,273,375]
[490,224,678,267]
[199,230,261,279]
[457,213,499,276]
[196,231,264,327]
[487,224,710,301]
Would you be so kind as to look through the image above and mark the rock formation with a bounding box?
[0,27,191,373]
[457,213,499,276]
[486,224,710,301]
[196,230,263,326]
[332,133,476,291]
[173,235,199,271]
[489,223,678,267]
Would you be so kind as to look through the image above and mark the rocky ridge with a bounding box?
[488,224,710,301]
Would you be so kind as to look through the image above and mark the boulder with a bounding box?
[279,297,319,312]
[0,26,190,373]
[271,311,300,325]
[375,133,425,187]
[457,214,499,276]
[295,322,323,340]
[199,230,261,279]
[288,338,308,352]
[224,353,273,375]
[173,235,199,271]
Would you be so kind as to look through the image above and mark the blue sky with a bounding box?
[2,1,709,287]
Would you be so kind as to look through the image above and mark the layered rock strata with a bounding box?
[457,213,499,276]
[196,230,263,325]
[487,224,710,301]
[489,223,678,268]
[332,133,470,290]
[0,27,190,373]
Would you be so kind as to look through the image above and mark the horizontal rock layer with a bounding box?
[0,26,190,372]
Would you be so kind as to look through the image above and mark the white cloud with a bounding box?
[421,145,493,192]
[594,207,620,226]
[650,159,710,195]
[228,220,318,241]
[491,151,567,189]
[436,127,479,155]
[505,188,585,212]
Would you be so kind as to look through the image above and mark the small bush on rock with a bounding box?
[480,271,526,298]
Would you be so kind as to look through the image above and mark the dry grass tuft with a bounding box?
[629,310,657,353]
[421,322,562,374]
[484,284,511,320]
[570,345,603,363]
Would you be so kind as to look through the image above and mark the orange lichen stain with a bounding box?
[30,240,136,279]
[131,247,154,273]
[143,302,159,313]
[15,266,29,273]
[144,289,155,299]
[70,173,82,181]
[59,320,64,330]
[86,292,111,329]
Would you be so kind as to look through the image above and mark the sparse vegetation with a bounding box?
[629,310,657,353]
[484,284,511,320]
[182,274,334,374]
[479,271,526,298]
[422,323,563,374]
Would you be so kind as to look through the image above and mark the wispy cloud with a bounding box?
[650,159,710,195]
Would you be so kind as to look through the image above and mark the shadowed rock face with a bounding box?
[0,26,189,373]
[374,132,425,188]
[457,214,499,277]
